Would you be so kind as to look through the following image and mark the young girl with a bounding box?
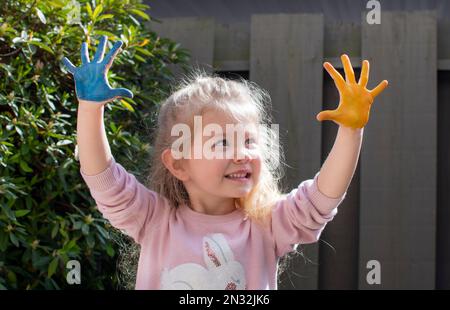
[62,36,388,290]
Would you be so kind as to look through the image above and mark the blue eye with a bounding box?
[245,138,256,145]
[215,139,228,147]
[214,138,255,148]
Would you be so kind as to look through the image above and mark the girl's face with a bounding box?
[182,109,262,201]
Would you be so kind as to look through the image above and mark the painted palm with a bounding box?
[62,35,133,103]
[317,54,388,128]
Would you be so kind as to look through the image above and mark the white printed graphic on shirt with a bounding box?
[160,233,246,290]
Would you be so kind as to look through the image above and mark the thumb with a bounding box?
[111,87,134,99]
[316,110,338,122]
[61,57,76,74]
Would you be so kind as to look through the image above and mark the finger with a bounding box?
[61,57,76,74]
[323,62,346,91]
[80,42,90,64]
[316,109,340,122]
[93,35,108,62]
[370,80,389,98]
[341,54,356,84]
[111,88,134,99]
[359,60,369,87]
[103,41,123,68]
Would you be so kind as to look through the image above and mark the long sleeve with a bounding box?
[80,157,166,244]
[271,172,346,257]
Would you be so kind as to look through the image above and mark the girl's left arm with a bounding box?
[315,54,388,199]
[317,126,363,198]
[270,55,388,257]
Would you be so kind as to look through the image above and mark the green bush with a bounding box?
[0,0,189,289]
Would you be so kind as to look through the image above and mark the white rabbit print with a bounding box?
[160,233,247,290]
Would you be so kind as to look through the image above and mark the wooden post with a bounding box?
[149,17,215,78]
[250,13,324,289]
[360,11,437,289]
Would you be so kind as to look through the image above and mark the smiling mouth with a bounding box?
[225,172,251,180]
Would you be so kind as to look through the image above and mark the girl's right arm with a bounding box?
[62,36,166,244]
[62,35,133,174]
[76,100,112,175]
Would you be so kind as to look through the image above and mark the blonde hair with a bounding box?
[145,69,285,225]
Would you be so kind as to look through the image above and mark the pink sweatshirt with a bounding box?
[80,157,346,290]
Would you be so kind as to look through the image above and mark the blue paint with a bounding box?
[61,35,133,102]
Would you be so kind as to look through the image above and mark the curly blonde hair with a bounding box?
[145,69,286,225]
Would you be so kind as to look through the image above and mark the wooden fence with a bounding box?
[149,11,448,289]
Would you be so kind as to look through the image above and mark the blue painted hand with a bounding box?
[61,35,134,103]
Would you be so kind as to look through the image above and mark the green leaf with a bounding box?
[73,221,83,230]
[63,239,77,252]
[51,223,59,238]
[7,271,17,285]
[135,47,153,57]
[109,121,117,132]
[1,204,16,221]
[129,9,150,21]
[0,63,14,76]
[19,160,33,173]
[1,141,14,147]
[94,30,118,40]
[96,225,109,239]
[97,14,113,21]
[35,8,47,24]
[106,243,115,257]
[14,126,23,138]
[120,99,135,112]
[15,210,30,217]
[47,132,66,139]
[86,3,93,18]
[9,233,19,247]
[28,41,54,55]
[134,54,146,63]
[92,4,103,20]
[81,223,89,235]
[56,139,73,146]
[48,258,58,278]
[48,0,65,8]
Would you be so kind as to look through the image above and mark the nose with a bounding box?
[233,146,251,163]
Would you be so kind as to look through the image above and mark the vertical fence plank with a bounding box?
[319,69,361,289]
[214,22,250,71]
[149,17,215,77]
[360,11,437,289]
[250,14,324,289]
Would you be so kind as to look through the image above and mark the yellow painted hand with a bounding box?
[317,54,388,128]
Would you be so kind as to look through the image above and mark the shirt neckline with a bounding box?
[178,203,245,224]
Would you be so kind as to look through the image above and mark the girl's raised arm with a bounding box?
[316,54,388,199]
[61,37,165,244]
[62,35,133,175]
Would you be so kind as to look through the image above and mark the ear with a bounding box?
[203,234,234,270]
[161,149,190,182]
